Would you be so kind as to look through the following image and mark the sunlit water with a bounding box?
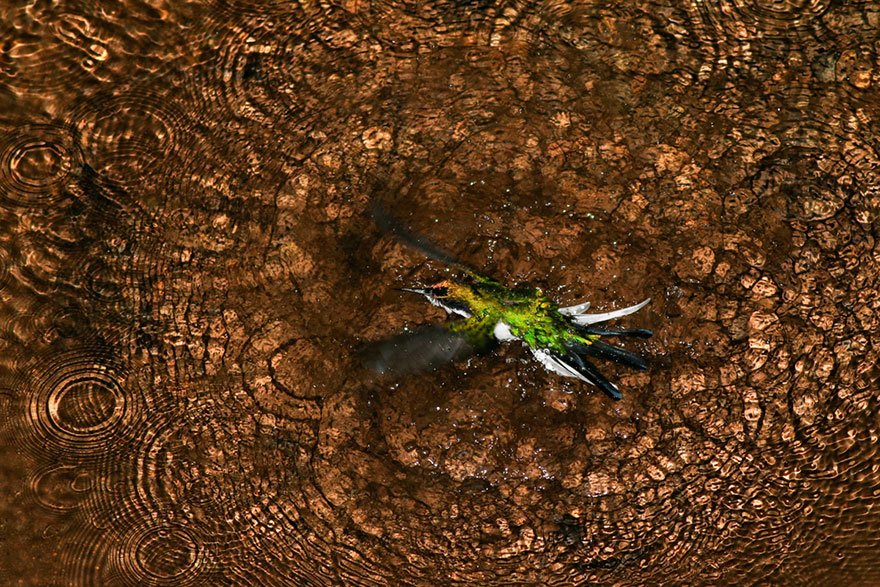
[1,1,879,585]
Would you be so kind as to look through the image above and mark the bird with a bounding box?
[361,200,653,400]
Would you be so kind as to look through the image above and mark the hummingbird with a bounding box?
[362,200,653,400]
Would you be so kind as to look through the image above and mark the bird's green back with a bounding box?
[445,280,598,353]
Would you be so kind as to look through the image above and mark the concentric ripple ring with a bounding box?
[114,523,212,587]
[0,124,76,208]
[23,354,133,460]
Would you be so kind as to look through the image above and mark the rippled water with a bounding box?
[1,1,879,585]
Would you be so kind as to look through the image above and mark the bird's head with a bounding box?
[399,280,473,317]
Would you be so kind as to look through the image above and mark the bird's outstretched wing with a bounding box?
[369,198,498,284]
[360,325,482,375]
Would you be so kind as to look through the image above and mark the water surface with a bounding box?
[0,1,879,585]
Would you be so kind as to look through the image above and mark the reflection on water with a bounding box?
[1,0,879,585]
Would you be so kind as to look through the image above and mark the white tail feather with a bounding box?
[571,298,651,326]
[531,348,590,383]
[559,300,591,315]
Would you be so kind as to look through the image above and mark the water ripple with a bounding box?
[0,2,199,99]
[0,123,77,209]
[15,349,142,463]
[28,463,92,512]
[56,518,116,587]
[80,257,125,304]
[689,0,833,41]
[113,522,214,587]
[2,0,880,584]
[0,7,109,95]
[208,0,319,18]
[68,87,187,194]
[186,17,380,150]
[0,245,10,292]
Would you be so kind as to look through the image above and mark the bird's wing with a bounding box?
[369,198,506,288]
[531,347,622,400]
[570,298,651,326]
[447,313,500,352]
[360,324,492,375]
[370,198,486,278]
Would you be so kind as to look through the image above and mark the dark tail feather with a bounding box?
[587,340,648,371]
[579,327,653,339]
[559,351,622,400]
[572,340,648,371]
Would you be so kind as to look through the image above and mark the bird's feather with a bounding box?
[370,198,481,276]
[543,348,623,400]
[572,339,648,371]
[531,348,586,380]
[559,300,591,315]
[570,298,651,326]
[576,327,653,338]
[360,325,481,375]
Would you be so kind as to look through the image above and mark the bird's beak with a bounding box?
[397,287,431,296]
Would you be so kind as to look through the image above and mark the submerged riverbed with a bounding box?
[1,1,878,585]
